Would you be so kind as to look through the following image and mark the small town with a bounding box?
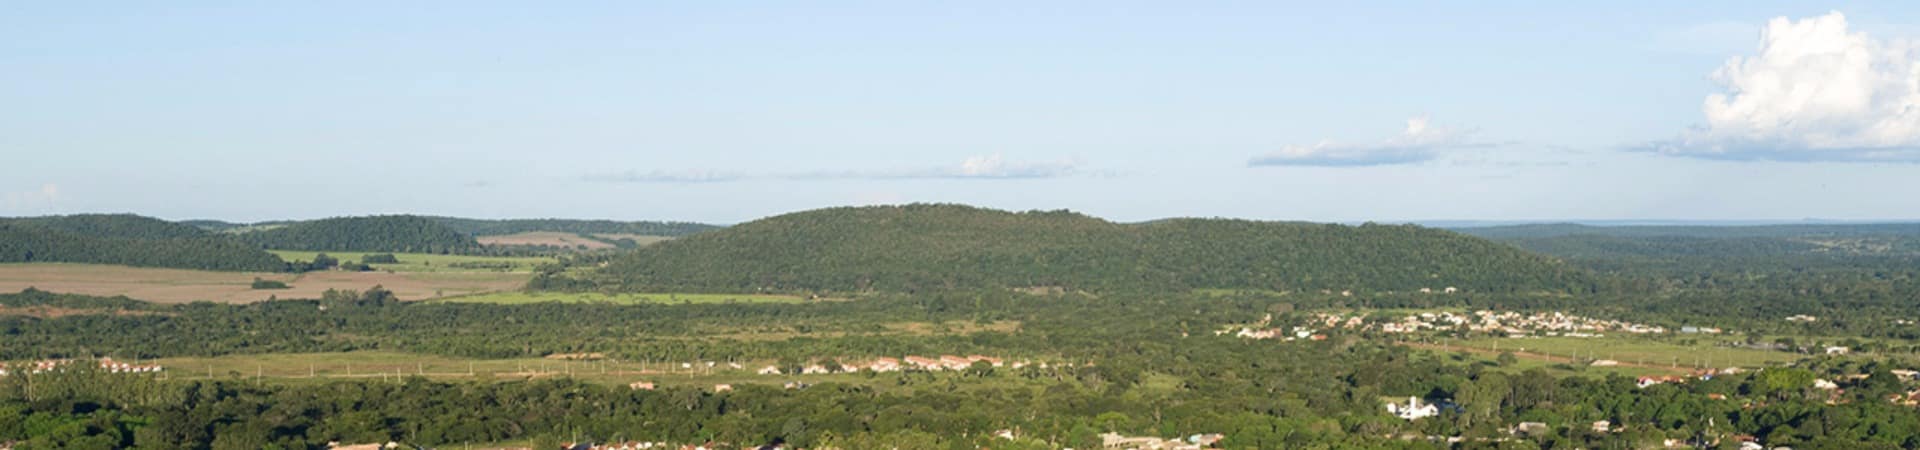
[1222,310,1680,341]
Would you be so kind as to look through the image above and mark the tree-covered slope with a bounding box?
[586,204,1590,294]
[11,213,211,239]
[235,215,482,253]
[0,215,288,271]
[427,217,721,237]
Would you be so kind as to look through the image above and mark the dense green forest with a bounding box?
[232,215,482,254]
[577,204,1591,295]
[0,215,287,271]
[425,217,721,237]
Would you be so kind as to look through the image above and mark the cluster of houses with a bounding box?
[1321,287,1459,297]
[555,442,688,450]
[1096,432,1223,450]
[0,357,162,376]
[751,354,1048,375]
[1224,310,1680,342]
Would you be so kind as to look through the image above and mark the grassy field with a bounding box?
[1440,335,1805,370]
[130,351,1026,392]
[434,291,831,305]
[267,250,554,273]
[0,263,531,303]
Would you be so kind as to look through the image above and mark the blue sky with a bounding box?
[5,1,1919,224]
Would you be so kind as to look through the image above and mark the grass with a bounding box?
[132,351,1045,394]
[0,263,530,303]
[1442,335,1804,370]
[434,291,830,305]
[267,250,554,273]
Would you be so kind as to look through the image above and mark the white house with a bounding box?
[1825,346,1851,355]
[757,365,781,375]
[1386,396,1439,420]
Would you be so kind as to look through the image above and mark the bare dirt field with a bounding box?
[0,263,529,303]
[477,231,615,249]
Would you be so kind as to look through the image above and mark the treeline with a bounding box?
[426,217,720,237]
[234,215,482,254]
[0,215,288,272]
[578,204,1592,295]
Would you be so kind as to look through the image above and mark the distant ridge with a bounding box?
[0,214,287,271]
[1452,222,1920,240]
[580,204,1591,294]
[233,215,481,254]
[424,217,720,237]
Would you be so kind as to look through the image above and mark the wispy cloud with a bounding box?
[583,170,747,183]
[1642,12,1920,162]
[1249,117,1499,167]
[585,154,1084,183]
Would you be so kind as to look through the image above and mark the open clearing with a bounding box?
[1431,335,1804,370]
[0,263,530,303]
[435,291,831,305]
[130,352,1032,393]
[267,250,553,273]
[477,231,616,249]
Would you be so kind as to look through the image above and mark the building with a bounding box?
[1825,346,1851,355]
[1386,396,1439,420]
[712,384,732,392]
[628,381,656,390]
[757,366,781,375]
[904,356,942,370]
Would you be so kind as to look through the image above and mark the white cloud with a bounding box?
[586,154,1082,183]
[2,184,60,212]
[1647,11,1920,162]
[1249,117,1497,167]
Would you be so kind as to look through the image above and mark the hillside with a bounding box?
[427,217,720,237]
[235,215,482,254]
[583,204,1590,294]
[0,215,288,271]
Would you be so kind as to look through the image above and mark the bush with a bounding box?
[250,278,290,290]
[362,253,400,264]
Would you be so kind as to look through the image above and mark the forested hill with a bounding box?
[426,217,721,237]
[583,204,1591,294]
[234,215,482,253]
[0,215,288,271]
